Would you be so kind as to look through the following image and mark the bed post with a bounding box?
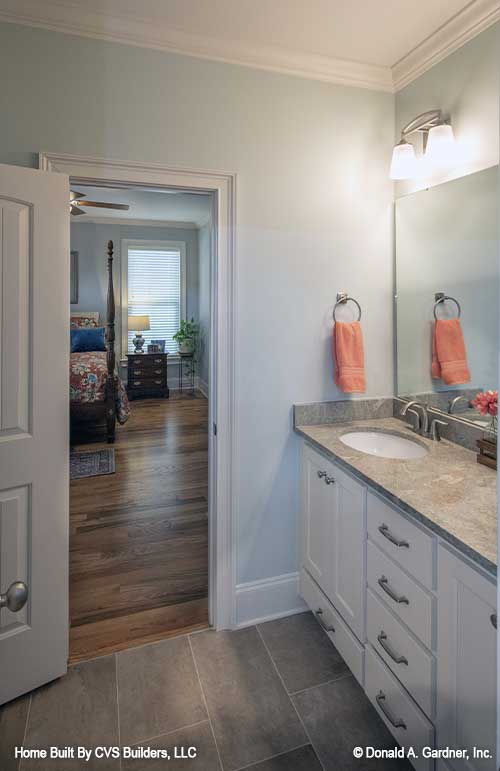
[105,240,116,443]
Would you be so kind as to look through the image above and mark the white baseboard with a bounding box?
[235,571,307,628]
[198,378,209,398]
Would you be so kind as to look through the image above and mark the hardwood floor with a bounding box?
[69,393,209,663]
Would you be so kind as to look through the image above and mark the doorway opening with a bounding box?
[68,182,215,661]
[40,152,237,653]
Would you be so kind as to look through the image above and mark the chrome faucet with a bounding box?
[400,401,420,432]
[400,401,429,435]
[448,395,470,414]
[401,400,449,441]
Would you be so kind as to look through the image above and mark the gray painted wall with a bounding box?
[0,22,395,585]
[395,22,499,197]
[394,23,499,406]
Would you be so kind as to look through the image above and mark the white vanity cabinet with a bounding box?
[298,438,497,771]
[436,546,497,771]
[301,443,366,640]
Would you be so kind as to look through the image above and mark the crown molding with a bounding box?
[0,0,498,94]
[70,216,200,229]
[0,0,392,91]
[392,0,500,92]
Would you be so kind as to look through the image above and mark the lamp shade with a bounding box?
[425,123,455,164]
[128,315,150,331]
[389,140,417,180]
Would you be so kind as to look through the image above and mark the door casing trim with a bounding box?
[40,151,237,630]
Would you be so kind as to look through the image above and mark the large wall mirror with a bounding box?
[395,165,499,428]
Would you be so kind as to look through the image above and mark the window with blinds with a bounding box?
[126,242,186,354]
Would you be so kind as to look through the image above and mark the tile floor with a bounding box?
[0,612,412,771]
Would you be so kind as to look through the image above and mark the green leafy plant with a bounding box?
[173,318,200,354]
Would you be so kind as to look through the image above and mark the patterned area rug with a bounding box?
[70,448,115,480]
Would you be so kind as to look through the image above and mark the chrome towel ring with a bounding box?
[433,292,461,320]
[333,291,362,322]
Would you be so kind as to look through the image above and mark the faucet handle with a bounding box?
[430,418,448,441]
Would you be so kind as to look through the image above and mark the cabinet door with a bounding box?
[301,444,336,599]
[331,465,366,641]
[437,546,497,770]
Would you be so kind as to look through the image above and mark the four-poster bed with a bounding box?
[70,241,130,443]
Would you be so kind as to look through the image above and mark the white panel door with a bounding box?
[301,444,336,599]
[0,163,69,705]
[437,545,497,770]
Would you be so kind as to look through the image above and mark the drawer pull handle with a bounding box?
[133,370,142,375]
[378,576,409,605]
[376,691,407,730]
[378,524,409,549]
[324,475,335,485]
[317,470,327,479]
[491,613,497,630]
[154,369,162,374]
[315,608,335,633]
[377,631,408,665]
[154,358,162,363]
[154,380,162,385]
[133,381,141,386]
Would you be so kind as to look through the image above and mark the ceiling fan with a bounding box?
[70,190,130,216]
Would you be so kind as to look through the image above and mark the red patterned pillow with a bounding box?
[70,312,100,329]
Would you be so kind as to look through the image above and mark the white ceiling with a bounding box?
[0,0,498,91]
[71,185,212,226]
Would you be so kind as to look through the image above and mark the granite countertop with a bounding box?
[295,417,497,574]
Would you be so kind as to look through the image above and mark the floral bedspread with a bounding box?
[70,352,130,424]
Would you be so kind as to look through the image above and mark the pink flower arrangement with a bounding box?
[471,390,498,417]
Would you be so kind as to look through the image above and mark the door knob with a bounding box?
[0,581,28,613]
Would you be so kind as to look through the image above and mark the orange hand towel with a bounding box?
[333,321,366,393]
[431,319,470,385]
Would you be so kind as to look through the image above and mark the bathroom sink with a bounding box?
[340,431,428,460]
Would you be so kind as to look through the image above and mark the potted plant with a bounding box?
[173,318,200,355]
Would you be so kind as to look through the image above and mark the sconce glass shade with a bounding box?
[425,123,455,163]
[389,141,417,180]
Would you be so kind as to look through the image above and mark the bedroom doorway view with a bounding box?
[68,183,213,662]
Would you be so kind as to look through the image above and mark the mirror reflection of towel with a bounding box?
[432,319,470,385]
[333,321,366,393]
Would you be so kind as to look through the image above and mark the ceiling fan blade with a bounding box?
[70,204,86,216]
[73,200,130,211]
[70,191,86,201]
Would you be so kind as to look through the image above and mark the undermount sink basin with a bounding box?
[340,431,428,460]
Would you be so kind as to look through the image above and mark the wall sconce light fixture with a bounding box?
[390,110,455,180]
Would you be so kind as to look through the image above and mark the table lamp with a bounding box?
[128,315,150,353]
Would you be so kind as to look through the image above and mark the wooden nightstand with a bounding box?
[126,353,169,400]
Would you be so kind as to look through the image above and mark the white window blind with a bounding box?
[127,243,185,354]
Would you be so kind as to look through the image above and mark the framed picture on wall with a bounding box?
[70,250,79,304]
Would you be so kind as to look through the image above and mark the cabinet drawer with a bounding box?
[368,541,434,649]
[130,366,165,377]
[365,645,434,771]
[129,356,166,368]
[129,376,166,388]
[367,589,434,719]
[300,569,364,686]
[367,492,434,590]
